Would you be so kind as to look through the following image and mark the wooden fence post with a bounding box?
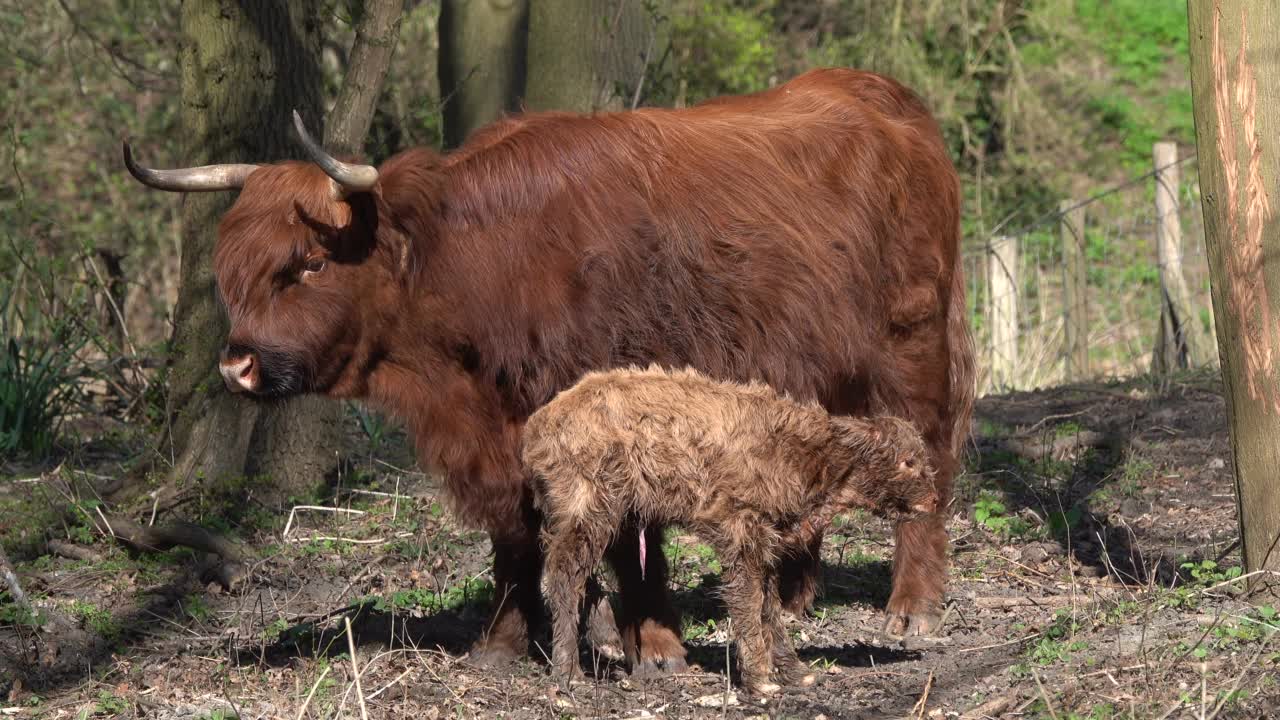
[1060,200,1088,381]
[1151,141,1210,376]
[989,235,1019,390]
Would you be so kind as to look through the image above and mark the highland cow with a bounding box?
[523,366,938,694]
[123,66,974,672]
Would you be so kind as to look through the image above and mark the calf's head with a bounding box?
[831,415,939,518]
[124,113,406,399]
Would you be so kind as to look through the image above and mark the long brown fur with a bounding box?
[523,365,938,695]
[189,67,973,665]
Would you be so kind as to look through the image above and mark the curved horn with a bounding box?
[291,110,379,194]
[122,142,258,192]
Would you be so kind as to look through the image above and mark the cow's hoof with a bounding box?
[628,621,689,677]
[466,640,523,668]
[882,601,944,640]
[630,653,689,678]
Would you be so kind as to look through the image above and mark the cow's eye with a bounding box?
[302,257,327,276]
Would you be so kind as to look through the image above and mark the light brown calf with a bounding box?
[522,366,938,695]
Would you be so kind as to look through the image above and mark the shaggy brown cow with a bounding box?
[123,67,975,673]
[524,365,939,695]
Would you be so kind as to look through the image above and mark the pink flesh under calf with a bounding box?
[639,525,647,580]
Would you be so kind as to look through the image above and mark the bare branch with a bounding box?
[324,0,407,155]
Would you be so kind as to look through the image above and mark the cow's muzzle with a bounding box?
[219,346,259,394]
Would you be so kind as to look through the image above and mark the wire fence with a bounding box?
[965,142,1218,397]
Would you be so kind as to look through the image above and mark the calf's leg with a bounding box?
[604,523,688,676]
[762,567,814,687]
[544,524,607,684]
[717,543,777,695]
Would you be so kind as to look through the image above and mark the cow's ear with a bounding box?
[343,192,412,277]
[383,227,412,277]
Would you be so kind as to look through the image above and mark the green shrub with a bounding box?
[0,277,86,458]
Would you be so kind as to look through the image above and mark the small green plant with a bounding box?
[0,591,44,627]
[682,616,718,641]
[70,600,121,641]
[1052,421,1084,439]
[1180,558,1242,587]
[181,593,212,623]
[1026,609,1086,666]
[807,655,837,672]
[94,689,129,715]
[973,490,1035,538]
[260,617,290,643]
[350,402,391,455]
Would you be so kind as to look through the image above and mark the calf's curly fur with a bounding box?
[523,366,937,694]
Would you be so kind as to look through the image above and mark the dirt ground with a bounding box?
[2,370,1277,719]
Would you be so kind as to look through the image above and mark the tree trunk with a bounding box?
[169,0,403,506]
[1188,2,1280,587]
[438,0,529,149]
[168,0,326,498]
[523,0,660,112]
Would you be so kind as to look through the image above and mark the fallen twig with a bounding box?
[1031,668,1059,720]
[46,539,102,563]
[0,546,30,610]
[345,616,369,720]
[911,665,936,719]
[283,505,366,539]
[959,691,1018,719]
[295,664,331,720]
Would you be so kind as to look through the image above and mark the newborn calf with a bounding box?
[523,365,938,695]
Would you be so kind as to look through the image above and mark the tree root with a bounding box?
[0,546,30,610]
[100,517,251,590]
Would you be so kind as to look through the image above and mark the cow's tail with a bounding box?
[946,243,977,468]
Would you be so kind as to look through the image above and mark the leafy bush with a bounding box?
[0,276,86,458]
[669,0,780,101]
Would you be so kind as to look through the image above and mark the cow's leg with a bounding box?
[604,523,687,676]
[884,419,954,638]
[470,529,545,665]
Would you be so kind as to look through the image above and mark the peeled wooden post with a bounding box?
[988,235,1019,390]
[1151,141,1210,376]
[1060,200,1088,381]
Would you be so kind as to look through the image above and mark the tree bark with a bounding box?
[1188,1,1280,587]
[438,0,529,149]
[523,0,660,113]
[169,0,403,506]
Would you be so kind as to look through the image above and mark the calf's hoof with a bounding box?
[554,666,585,693]
[746,681,782,697]
[585,597,626,662]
